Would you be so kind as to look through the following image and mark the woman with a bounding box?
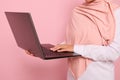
[26,0,120,80]
[50,0,120,80]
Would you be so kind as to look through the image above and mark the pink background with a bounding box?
[0,0,120,80]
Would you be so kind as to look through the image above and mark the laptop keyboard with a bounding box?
[42,47,70,56]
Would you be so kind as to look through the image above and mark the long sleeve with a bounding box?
[73,8,120,62]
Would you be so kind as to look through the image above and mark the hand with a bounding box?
[24,50,34,56]
[50,44,74,52]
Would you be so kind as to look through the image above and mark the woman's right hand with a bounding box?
[25,50,34,56]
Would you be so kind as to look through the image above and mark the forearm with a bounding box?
[74,43,120,62]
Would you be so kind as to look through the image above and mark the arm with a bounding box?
[74,8,120,62]
[74,43,120,62]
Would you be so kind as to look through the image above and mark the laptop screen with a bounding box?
[5,12,44,58]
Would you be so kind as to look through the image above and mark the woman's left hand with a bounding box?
[50,44,74,52]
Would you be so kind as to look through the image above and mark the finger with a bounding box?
[30,53,34,56]
[24,50,36,57]
[57,48,68,52]
[50,45,63,51]
[25,50,32,55]
[25,50,30,54]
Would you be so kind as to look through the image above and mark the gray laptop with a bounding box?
[5,12,81,60]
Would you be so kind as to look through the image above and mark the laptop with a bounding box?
[5,12,81,60]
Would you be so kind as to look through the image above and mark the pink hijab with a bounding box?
[66,0,119,79]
